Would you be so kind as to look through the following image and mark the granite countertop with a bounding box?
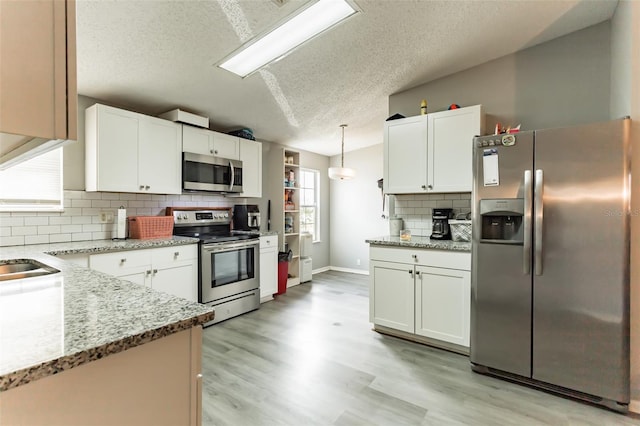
[366,236,471,252]
[0,237,213,392]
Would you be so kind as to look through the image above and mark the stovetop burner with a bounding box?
[168,207,259,243]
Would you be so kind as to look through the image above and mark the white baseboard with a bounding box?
[329,266,369,276]
[312,266,330,274]
[630,399,640,414]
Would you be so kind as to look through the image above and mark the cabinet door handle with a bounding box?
[209,149,214,154]
[139,185,144,190]
[146,270,151,276]
[120,258,126,264]
[427,184,433,190]
[421,185,427,190]
[145,185,150,190]
[153,269,158,275]
[174,251,180,257]
[214,150,218,155]
[408,269,413,277]
[411,254,418,262]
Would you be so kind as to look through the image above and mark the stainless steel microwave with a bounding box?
[183,152,243,193]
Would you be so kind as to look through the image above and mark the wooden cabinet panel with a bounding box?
[0,0,76,141]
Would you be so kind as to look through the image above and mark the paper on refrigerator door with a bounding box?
[483,149,499,186]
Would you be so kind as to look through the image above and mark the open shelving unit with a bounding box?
[266,146,302,287]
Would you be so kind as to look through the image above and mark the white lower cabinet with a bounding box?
[259,236,278,301]
[89,244,198,302]
[369,246,471,349]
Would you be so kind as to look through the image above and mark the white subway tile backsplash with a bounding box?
[61,224,84,233]
[91,200,111,208]
[393,192,471,237]
[82,224,102,233]
[101,193,121,200]
[0,217,24,227]
[61,207,82,216]
[72,233,92,241]
[2,190,231,247]
[24,216,49,226]
[12,226,37,236]
[1,236,24,246]
[25,235,50,245]
[49,234,72,243]
[37,225,61,235]
[72,216,93,225]
[83,192,102,200]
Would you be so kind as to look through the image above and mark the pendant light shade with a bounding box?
[329,124,356,180]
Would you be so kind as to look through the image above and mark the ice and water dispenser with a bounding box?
[479,199,524,243]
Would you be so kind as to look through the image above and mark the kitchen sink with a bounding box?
[0,259,60,281]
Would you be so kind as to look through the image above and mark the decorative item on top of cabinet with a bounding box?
[265,147,302,287]
[85,104,182,195]
[384,104,485,194]
[0,0,77,169]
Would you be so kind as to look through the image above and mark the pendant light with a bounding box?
[328,124,356,180]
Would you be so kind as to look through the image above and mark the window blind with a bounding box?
[0,148,63,211]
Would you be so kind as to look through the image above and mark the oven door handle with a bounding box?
[202,240,258,253]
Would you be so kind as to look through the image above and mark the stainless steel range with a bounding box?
[169,207,260,326]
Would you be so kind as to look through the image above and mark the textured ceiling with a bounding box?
[76,0,617,156]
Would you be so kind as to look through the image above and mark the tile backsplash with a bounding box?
[393,192,471,236]
[0,190,232,247]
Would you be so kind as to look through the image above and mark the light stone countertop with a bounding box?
[0,237,213,392]
[366,236,471,252]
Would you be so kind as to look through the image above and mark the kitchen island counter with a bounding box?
[0,237,213,393]
[366,236,471,252]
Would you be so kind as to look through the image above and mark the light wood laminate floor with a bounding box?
[202,271,640,425]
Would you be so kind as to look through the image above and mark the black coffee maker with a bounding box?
[431,208,454,240]
[233,204,260,231]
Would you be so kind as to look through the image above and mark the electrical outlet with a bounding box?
[356,258,361,266]
[99,211,114,223]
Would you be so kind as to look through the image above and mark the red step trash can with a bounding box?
[277,250,292,295]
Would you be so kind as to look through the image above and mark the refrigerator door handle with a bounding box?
[534,169,544,275]
[523,170,532,274]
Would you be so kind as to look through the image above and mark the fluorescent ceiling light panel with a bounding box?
[219,0,358,77]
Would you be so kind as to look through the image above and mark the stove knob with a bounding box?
[222,213,228,218]
[214,214,220,219]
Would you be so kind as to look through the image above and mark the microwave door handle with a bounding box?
[229,161,235,191]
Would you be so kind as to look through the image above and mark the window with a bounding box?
[299,168,320,242]
[0,148,63,212]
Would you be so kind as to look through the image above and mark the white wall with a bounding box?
[611,0,640,413]
[329,143,387,272]
[389,22,611,132]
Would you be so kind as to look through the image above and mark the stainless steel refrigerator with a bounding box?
[470,118,631,412]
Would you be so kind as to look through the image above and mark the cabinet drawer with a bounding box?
[260,236,277,250]
[370,246,470,270]
[90,250,151,274]
[152,244,197,265]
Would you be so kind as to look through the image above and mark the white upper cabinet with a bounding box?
[229,138,262,198]
[85,104,182,195]
[384,105,484,194]
[384,115,428,194]
[182,125,240,160]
